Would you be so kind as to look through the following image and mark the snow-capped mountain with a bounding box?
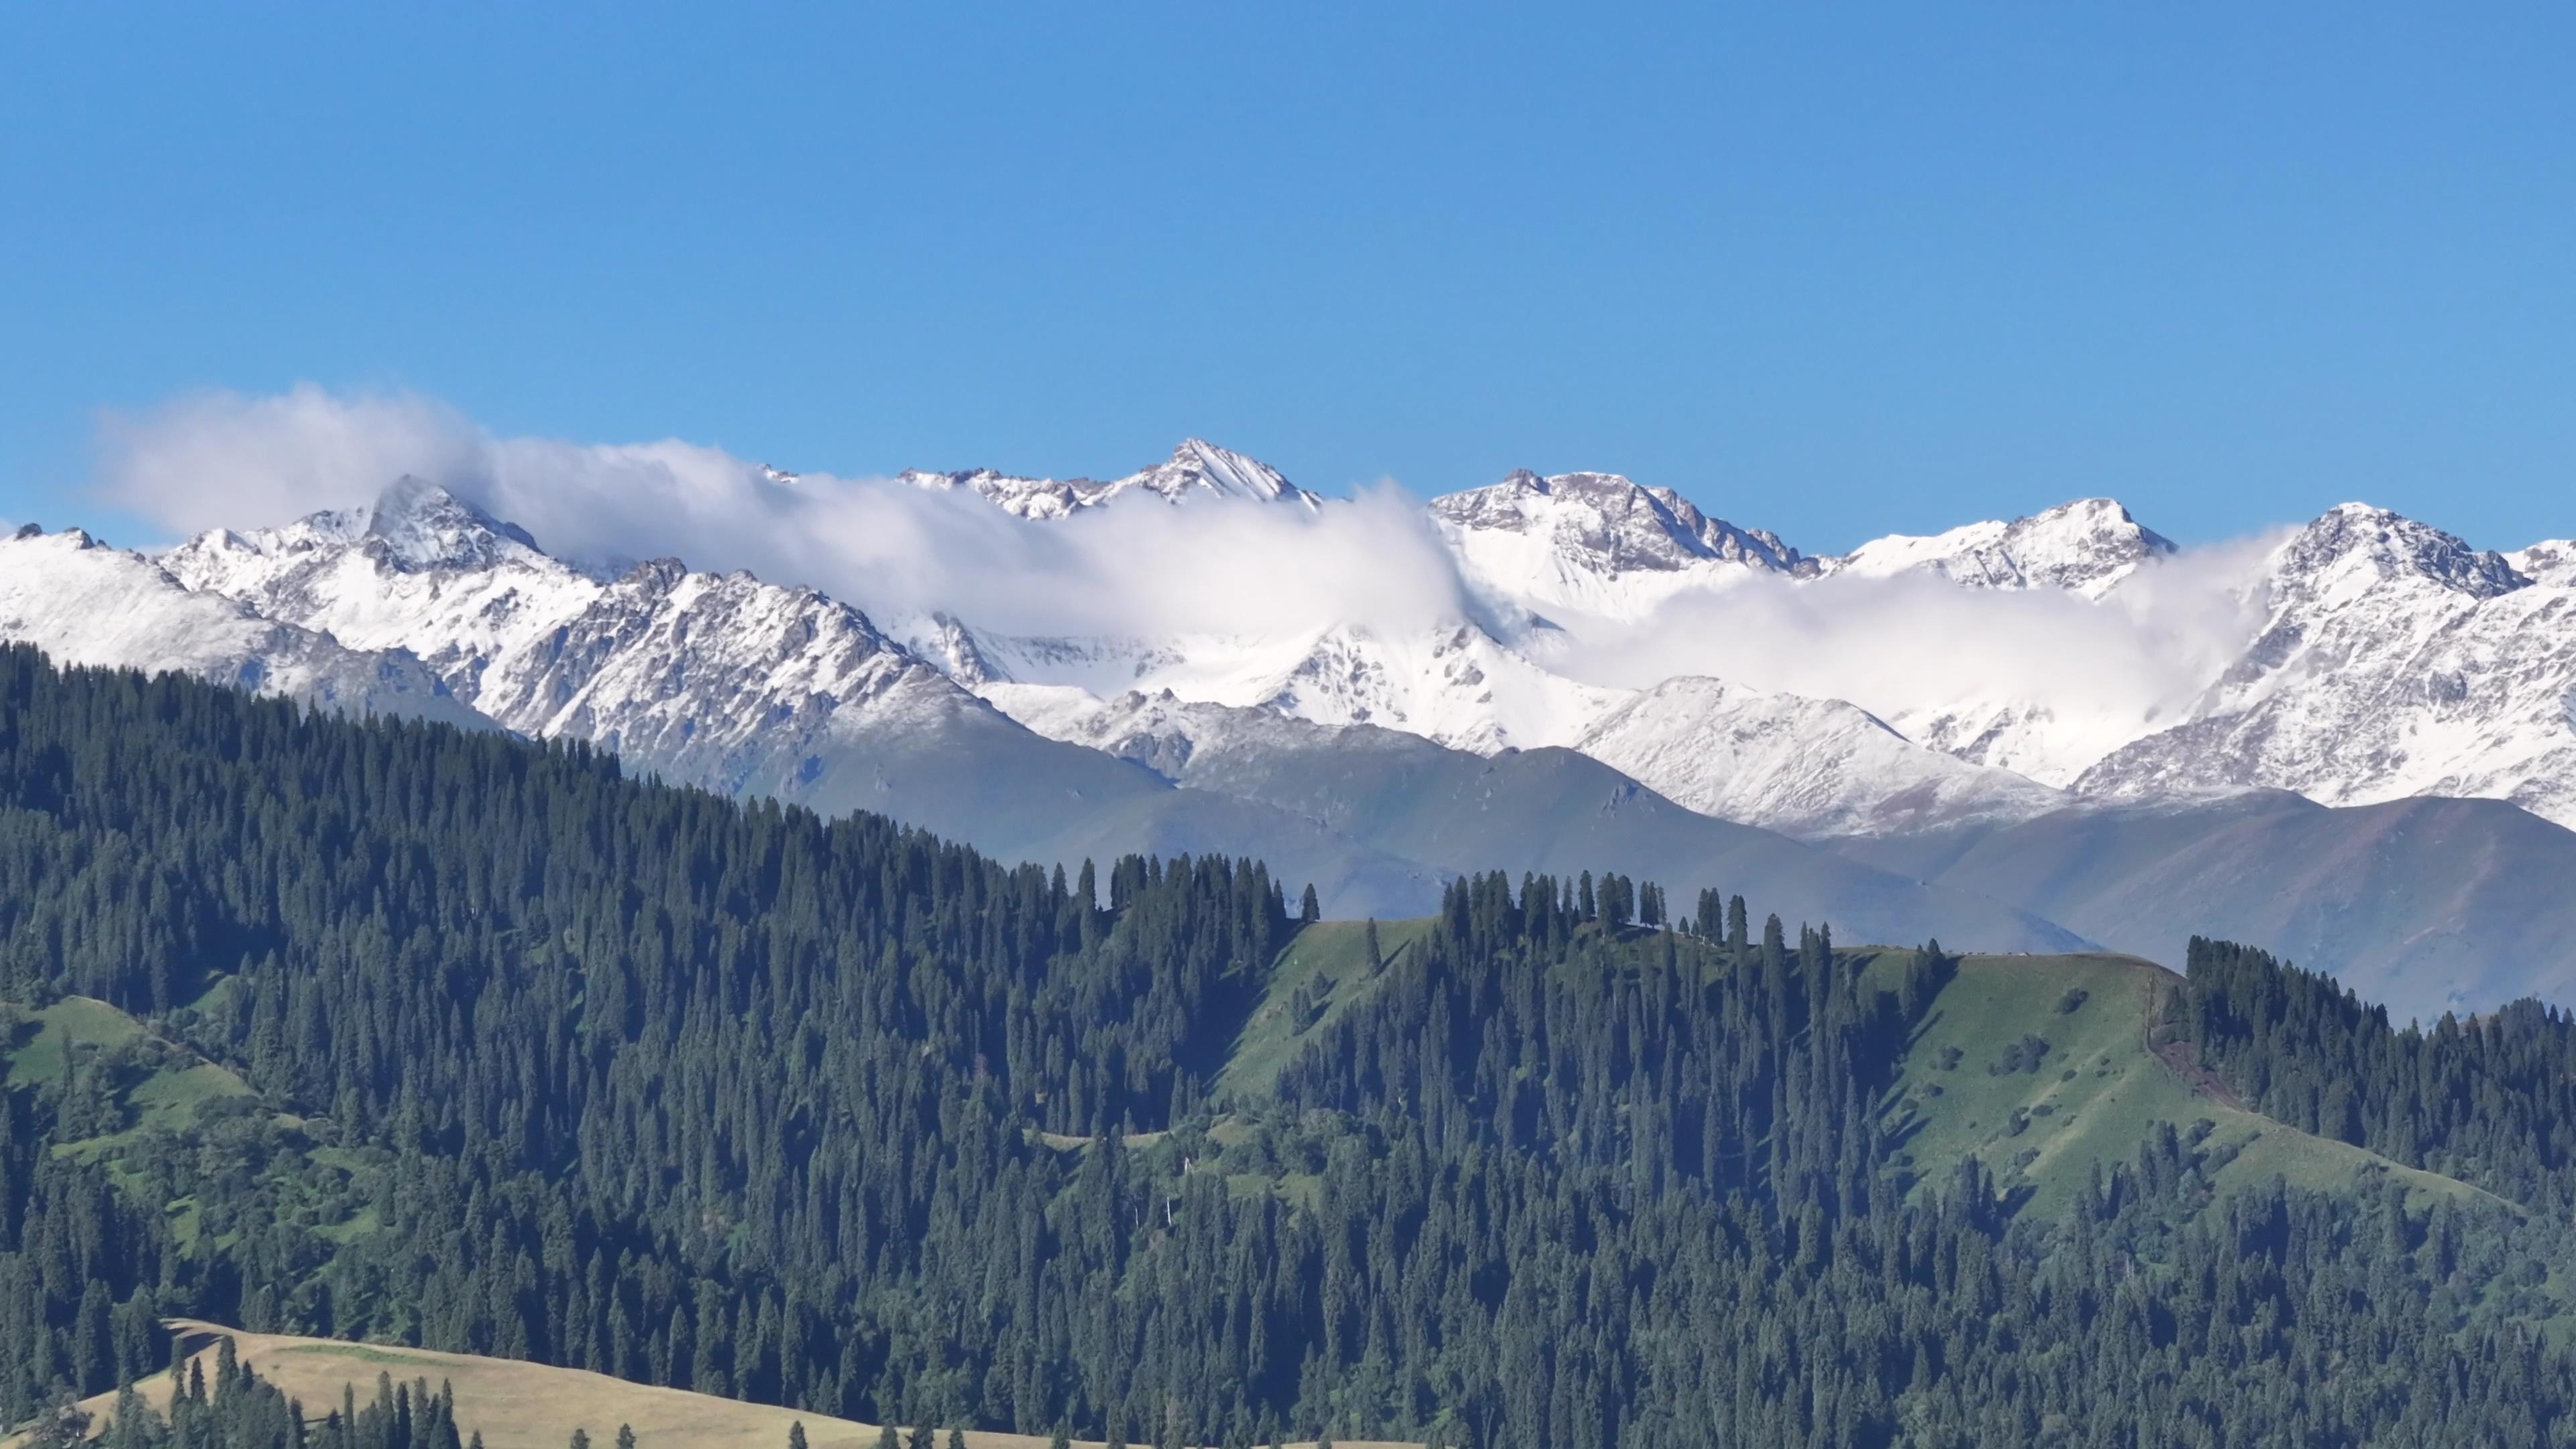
[2508,539,2576,588]
[949,618,1621,757]
[911,460,2133,836]
[901,447,2576,840]
[20,431,2576,853]
[1571,676,2070,839]
[13,434,2576,1004]
[1430,469,1809,623]
[898,437,1318,519]
[2076,505,2576,825]
[1817,497,2178,599]
[896,451,2052,835]
[885,451,2153,836]
[0,523,484,727]
[155,478,1087,822]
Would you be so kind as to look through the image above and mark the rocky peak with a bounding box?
[904,441,1318,520]
[2272,504,2530,602]
[1430,468,1806,576]
[1823,498,2175,598]
[360,476,547,572]
[1114,439,1318,509]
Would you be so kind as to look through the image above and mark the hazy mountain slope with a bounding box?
[959,618,1623,755]
[1830,790,2576,1020]
[1570,676,2068,837]
[151,479,1452,911]
[0,525,485,727]
[988,686,2088,951]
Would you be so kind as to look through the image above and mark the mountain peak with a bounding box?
[2508,539,2576,588]
[904,441,1319,519]
[1430,468,1807,582]
[2277,504,2527,600]
[361,476,545,571]
[1825,497,2174,598]
[1117,439,1318,508]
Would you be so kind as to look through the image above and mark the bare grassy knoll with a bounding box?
[38,1322,1415,1449]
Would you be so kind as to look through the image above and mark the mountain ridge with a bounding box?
[11,439,2576,1008]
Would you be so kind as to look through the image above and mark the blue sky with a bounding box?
[3,4,2570,552]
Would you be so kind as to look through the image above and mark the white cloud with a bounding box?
[89,385,2281,774]
[1572,540,2274,737]
[93,385,1475,643]
[98,385,484,536]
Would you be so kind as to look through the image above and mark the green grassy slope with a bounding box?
[1866,951,2495,1218]
[2,994,381,1256]
[1205,926,2497,1223]
[1214,916,1438,1103]
[2,995,260,1131]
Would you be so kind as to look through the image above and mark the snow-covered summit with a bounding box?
[2074,501,2573,823]
[156,483,1012,813]
[262,476,550,573]
[1823,498,2176,599]
[2265,502,2529,607]
[1124,438,1317,508]
[1435,469,1806,573]
[902,439,1319,520]
[1430,468,1807,623]
[0,527,484,727]
[2510,540,2576,588]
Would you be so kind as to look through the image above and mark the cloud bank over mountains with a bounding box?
[94,384,2282,768]
[29,383,2576,1018]
[100,385,1472,646]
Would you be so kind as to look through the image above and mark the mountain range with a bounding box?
[7,439,2571,1019]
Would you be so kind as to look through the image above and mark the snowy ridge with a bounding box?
[899,438,1319,519]
[1431,468,1808,624]
[160,478,996,804]
[0,527,485,727]
[2075,505,2576,823]
[955,617,1623,756]
[1818,497,2177,599]
[1573,677,2070,839]
[887,443,2576,832]
[2509,540,2576,588]
[973,684,1338,784]
[22,431,2576,843]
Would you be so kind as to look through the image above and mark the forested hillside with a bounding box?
[2172,938,2576,1210]
[3,647,2576,1448]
